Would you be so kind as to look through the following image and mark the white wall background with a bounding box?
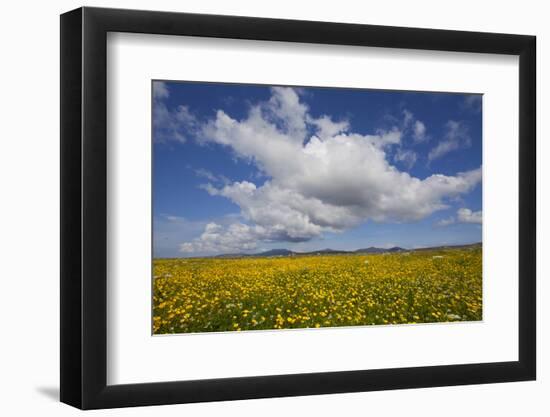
[0,0,545,415]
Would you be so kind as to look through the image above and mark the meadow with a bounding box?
[153,246,482,334]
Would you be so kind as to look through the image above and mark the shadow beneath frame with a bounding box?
[35,386,59,401]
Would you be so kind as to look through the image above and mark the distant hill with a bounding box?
[354,246,405,254]
[208,242,481,259]
[411,242,481,252]
[256,249,295,257]
[213,253,251,259]
[301,248,351,255]
[214,246,401,258]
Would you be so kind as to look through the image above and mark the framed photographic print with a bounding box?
[60,7,536,409]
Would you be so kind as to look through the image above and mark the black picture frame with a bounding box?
[60,6,536,410]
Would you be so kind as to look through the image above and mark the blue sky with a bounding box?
[153,81,482,258]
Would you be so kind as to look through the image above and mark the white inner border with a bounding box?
[107,32,519,385]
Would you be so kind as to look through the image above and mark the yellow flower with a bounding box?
[152,247,482,334]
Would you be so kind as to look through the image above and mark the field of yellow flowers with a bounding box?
[153,247,482,334]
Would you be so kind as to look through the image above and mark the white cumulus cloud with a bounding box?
[180,222,261,253]
[179,87,481,253]
[457,207,482,224]
[436,207,482,227]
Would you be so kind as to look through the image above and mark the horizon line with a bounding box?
[154,241,482,260]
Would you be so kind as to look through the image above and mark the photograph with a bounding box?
[152,81,483,335]
[54,4,539,411]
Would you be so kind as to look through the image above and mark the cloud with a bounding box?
[153,82,197,143]
[180,222,259,253]
[390,110,424,169]
[462,95,482,113]
[179,220,307,254]
[457,207,482,224]
[164,215,187,223]
[153,81,169,99]
[308,115,349,141]
[436,217,456,227]
[401,109,427,143]
[413,120,427,142]
[402,109,414,128]
[179,87,481,253]
[154,214,208,257]
[267,86,310,140]
[193,168,230,185]
[428,120,471,161]
[393,148,417,169]
[436,207,482,227]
